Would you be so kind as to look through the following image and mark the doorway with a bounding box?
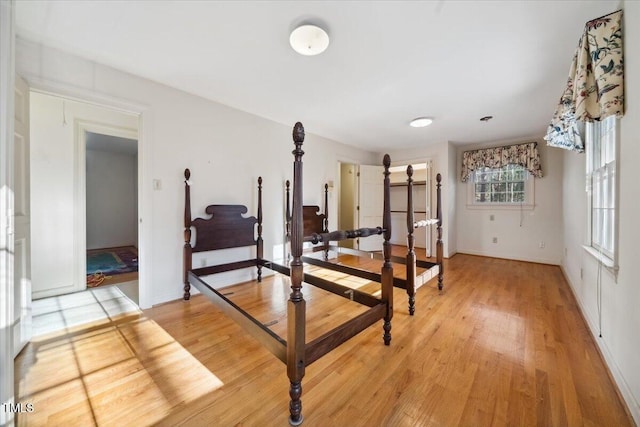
[338,162,357,249]
[85,132,139,303]
[29,91,141,304]
[388,161,432,256]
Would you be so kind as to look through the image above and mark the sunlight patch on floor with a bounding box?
[31,286,141,338]
[305,265,381,296]
[17,316,224,426]
[473,304,525,359]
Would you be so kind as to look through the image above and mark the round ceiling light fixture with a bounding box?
[289,24,330,56]
[409,117,433,128]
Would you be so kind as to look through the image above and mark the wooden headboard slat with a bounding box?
[192,204,257,252]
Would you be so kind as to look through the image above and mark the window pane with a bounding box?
[602,116,616,165]
[607,162,615,209]
[607,208,615,254]
[472,164,528,204]
[592,209,601,247]
[587,116,617,260]
[592,170,602,208]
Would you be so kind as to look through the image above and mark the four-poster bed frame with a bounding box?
[183,122,394,425]
[285,164,444,315]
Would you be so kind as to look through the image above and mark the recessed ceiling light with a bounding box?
[290,25,330,56]
[409,117,433,128]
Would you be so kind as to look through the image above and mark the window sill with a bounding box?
[466,203,535,211]
[582,245,618,275]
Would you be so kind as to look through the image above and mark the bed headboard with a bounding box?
[183,169,263,299]
[191,205,258,252]
[285,181,329,238]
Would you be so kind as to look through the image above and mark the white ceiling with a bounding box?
[15,1,619,152]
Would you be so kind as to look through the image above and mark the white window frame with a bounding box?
[583,116,619,271]
[466,164,535,210]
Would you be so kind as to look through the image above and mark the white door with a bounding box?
[357,164,384,251]
[13,76,31,355]
[420,162,433,257]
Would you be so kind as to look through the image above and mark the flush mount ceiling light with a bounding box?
[409,117,433,128]
[290,24,330,56]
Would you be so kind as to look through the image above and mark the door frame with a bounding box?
[25,82,153,309]
[76,121,139,295]
[1,2,17,424]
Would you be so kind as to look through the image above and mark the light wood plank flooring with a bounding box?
[15,253,634,426]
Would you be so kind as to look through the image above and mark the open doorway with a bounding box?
[338,162,357,249]
[388,161,432,256]
[29,91,141,305]
[85,132,139,303]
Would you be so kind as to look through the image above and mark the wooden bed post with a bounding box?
[257,176,264,282]
[436,173,444,291]
[285,180,292,261]
[288,122,306,426]
[381,154,393,345]
[406,165,417,315]
[323,183,329,260]
[183,168,192,300]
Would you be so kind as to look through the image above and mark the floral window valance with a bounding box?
[461,142,542,182]
[545,10,624,152]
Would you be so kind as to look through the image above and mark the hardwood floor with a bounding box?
[15,253,634,426]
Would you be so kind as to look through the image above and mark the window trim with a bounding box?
[466,165,535,210]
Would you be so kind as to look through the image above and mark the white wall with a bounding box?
[455,138,564,264]
[18,39,377,306]
[86,149,137,250]
[30,92,138,299]
[561,2,640,423]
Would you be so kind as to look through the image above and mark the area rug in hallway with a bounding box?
[87,246,138,287]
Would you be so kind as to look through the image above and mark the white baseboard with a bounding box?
[559,264,640,426]
[456,247,560,265]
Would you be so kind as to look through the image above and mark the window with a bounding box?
[467,164,534,209]
[585,115,618,267]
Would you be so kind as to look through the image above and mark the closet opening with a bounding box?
[85,131,139,303]
[388,162,432,258]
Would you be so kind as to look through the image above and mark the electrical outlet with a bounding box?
[489,214,495,221]
[492,237,498,243]
[539,241,545,249]
[153,179,162,190]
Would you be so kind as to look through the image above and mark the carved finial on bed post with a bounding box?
[288,122,306,426]
[183,168,192,300]
[293,121,305,148]
[257,176,264,282]
[436,173,444,292]
[381,154,393,345]
[406,164,417,315]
